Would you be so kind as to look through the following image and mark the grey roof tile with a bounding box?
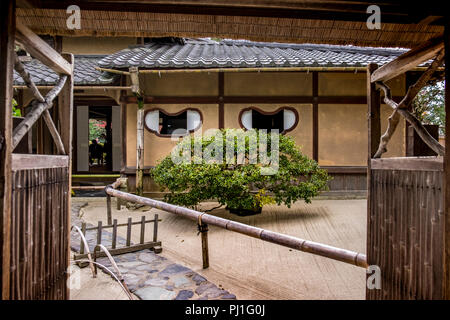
[13,55,119,86]
[98,38,410,70]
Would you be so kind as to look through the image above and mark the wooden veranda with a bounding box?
[1,0,450,300]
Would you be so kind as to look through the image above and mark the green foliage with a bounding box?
[151,129,330,214]
[89,119,106,143]
[12,98,21,117]
[413,81,445,135]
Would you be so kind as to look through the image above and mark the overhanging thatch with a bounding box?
[17,8,443,48]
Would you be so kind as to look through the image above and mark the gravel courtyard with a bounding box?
[72,197,367,300]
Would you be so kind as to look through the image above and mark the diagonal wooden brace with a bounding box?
[373,50,445,158]
[13,54,66,154]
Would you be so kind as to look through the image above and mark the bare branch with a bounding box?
[373,50,445,158]
[376,82,445,157]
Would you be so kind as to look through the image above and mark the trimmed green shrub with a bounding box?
[151,129,330,215]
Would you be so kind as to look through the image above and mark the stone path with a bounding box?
[70,202,236,300]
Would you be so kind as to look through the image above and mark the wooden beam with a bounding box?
[444,21,450,300]
[218,72,224,129]
[371,34,444,83]
[57,53,73,299]
[15,21,72,75]
[312,71,319,162]
[0,0,15,301]
[366,63,380,300]
[11,154,68,171]
[367,64,381,159]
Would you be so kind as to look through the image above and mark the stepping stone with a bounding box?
[159,264,191,277]
[175,290,194,300]
[144,278,168,287]
[139,252,158,264]
[192,274,207,285]
[135,265,157,272]
[171,276,191,288]
[195,283,216,295]
[134,287,177,300]
[221,293,237,300]
[201,287,228,299]
[119,261,145,268]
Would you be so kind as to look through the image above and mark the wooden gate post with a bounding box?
[58,52,74,300]
[366,63,380,299]
[0,0,15,300]
[443,21,450,300]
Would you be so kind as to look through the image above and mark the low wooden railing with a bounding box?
[73,214,162,261]
[105,179,368,269]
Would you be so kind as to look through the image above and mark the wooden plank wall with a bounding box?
[367,158,444,299]
[9,165,69,300]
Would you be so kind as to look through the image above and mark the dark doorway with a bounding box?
[88,106,112,173]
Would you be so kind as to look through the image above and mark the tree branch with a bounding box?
[376,82,445,157]
[373,50,445,158]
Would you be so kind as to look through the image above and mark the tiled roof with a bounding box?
[13,55,118,86]
[98,38,409,70]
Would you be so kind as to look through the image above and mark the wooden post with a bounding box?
[366,63,380,299]
[153,213,158,243]
[129,67,144,197]
[136,105,144,196]
[312,71,319,162]
[97,221,102,245]
[140,215,145,244]
[80,222,86,254]
[126,217,132,246]
[444,21,450,300]
[201,222,209,269]
[106,195,112,225]
[112,219,117,249]
[0,0,15,300]
[58,52,74,300]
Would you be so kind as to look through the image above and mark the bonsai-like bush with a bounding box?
[151,129,330,215]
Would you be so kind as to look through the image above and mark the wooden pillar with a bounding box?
[0,0,15,300]
[366,63,380,299]
[218,72,224,129]
[57,53,74,299]
[136,104,144,196]
[444,21,450,300]
[120,76,127,174]
[312,71,319,162]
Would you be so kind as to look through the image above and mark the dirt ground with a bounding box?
[73,197,367,300]
[69,259,132,300]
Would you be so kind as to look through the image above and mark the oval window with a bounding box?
[240,107,298,133]
[144,108,202,136]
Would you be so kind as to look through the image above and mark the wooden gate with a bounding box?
[9,154,70,299]
[367,157,444,299]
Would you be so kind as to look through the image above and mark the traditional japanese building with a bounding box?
[14,37,417,195]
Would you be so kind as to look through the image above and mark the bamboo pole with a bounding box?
[105,186,368,268]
